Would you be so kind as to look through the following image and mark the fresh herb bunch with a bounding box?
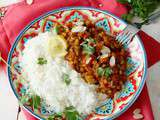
[117,0,160,21]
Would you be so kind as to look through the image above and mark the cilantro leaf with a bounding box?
[31,95,41,112]
[81,38,96,55]
[62,73,71,85]
[64,106,82,120]
[86,38,96,44]
[47,113,63,120]
[97,67,112,78]
[81,44,95,55]
[37,57,47,65]
[47,106,82,120]
[20,95,30,105]
[104,67,112,78]
[97,67,105,77]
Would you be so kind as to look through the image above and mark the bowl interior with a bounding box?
[8,7,147,119]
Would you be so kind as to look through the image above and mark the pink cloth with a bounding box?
[0,0,156,120]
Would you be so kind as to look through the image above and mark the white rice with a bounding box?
[19,32,106,114]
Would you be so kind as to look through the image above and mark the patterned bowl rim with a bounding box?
[7,7,148,120]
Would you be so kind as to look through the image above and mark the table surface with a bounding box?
[0,1,160,120]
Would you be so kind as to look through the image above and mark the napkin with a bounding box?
[0,0,158,119]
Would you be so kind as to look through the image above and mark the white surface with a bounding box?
[142,18,160,41]
[0,70,19,119]
[147,62,160,120]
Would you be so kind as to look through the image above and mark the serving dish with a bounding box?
[7,7,147,120]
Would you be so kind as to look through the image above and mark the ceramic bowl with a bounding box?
[8,7,147,120]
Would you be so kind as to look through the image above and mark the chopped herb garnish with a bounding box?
[47,113,63,120]
[80,38,96,55]
[104,67,112,78]
[97,67,105,77]
[97,67,112,78]
[64,106,82,120]
[53,24,60,34]
[62,73,71,85]
[37,57,47,65]
[20,95,30,105]
[20,94,41,112]
[86,38,96,44]
[47,106,82,120]
[81,44,95,55]
[31,95,41,111]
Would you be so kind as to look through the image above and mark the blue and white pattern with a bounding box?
[126,57,140,76]
[44,20,54,31]
[96,19,110,32]
[41,102,55,115]
[68,12,83,22]
[118,81,135,98]
[96,98,113,114]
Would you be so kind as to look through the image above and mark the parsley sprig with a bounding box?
[37,57,47,65]
[62,73,71,85]
[47,106,82,120]
[117,0,160,21]
[64,106,82,120]
[81,38,96,55]
[20,94,41,112]
[97,67,112,78]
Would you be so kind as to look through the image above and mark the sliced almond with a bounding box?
[101,46,111,55]
[100,54,109,59]
[109,56,115,67]
[71,26,86,33]
[133,113,144,120]
[86,57,92,64]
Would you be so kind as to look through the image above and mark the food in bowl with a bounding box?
[8,8,147,120]
[19,19,129,119]
[62,20,128,98]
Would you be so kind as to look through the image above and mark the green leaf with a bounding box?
[86,38,96,44]
[118,0,160,22]
[20,95,30,104]
[47,113,63,120]
[82,44,95,55]
[47,116,54,120]
[121,13,134,22]
[117,0,129,4]
[81,38,96,55]
[37,57,47,65]
[32,95,41,111]
[53,24,60,34]
[97,67,112,78]
[97,67,105,77]
[104,67,112,78]
[62,73,71,85]
[47,106,82,120]
[64,106,82,120]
